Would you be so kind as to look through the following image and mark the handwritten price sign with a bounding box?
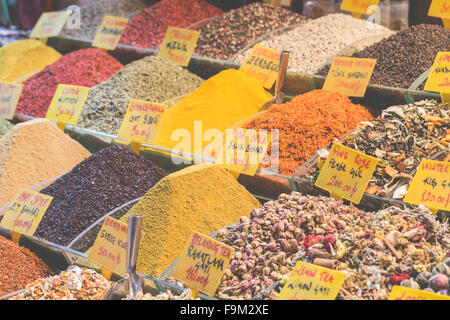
[92,16,129,50]
[0,82,23,120]
[0,189,53,237]
[389,286,450,300]
[46,84,89,125]
[240,44,281,89]
[29,11,70,39]
[172,232,234,297]
[315,143,378,204]
[158,27,200,67]
[340,0,380,16]
[424,52,450,93]
[323,56,377,97]
[404,159,449,214]
[278,261,346,300]
[428,0,450,19]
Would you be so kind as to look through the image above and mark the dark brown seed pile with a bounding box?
[35,145,167,247]
[318,24,450,89]
[193,2,305,61]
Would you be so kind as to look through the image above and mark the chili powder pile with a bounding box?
[243,90,374,176]
[16,48,123,118]
[119,0,223,49]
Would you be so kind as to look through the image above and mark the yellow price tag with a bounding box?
[172,232,235,297]
[240,44,281,89]
[441,92,450,103]
[263,0,292,7]
[46,84,89,126]
[315,143,378,204]
[424,52,450,93]
[0,81,23,120]
[389,286,450,300]
[0,189,53,238]
[29,11,70,39]
[323,56,377,97]
[92,16,129,51]
[278,261,346,300]
[340,0,380,16]
[404,159,449,214]
[158,27,200,67]
[428,0,450,19]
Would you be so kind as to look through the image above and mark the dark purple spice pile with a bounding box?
[35,145,167,247]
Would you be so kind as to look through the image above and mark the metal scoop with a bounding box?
[261,51,290,110]
[103,215,144,300]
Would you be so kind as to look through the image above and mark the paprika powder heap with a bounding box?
[16,48,123,118]
[119,0,223,49]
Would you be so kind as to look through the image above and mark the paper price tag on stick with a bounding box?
[428,0,450,28]
[158,27,200,67]
[0,82,23,120]
[424,52,450,93]
[29,11,70,39]
[92,16,129,51]
[389,286,450,300]
[240,44,281,89]
[340,0,380,18]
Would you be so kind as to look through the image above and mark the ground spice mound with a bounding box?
[0,39,62,82]
[78,55,204,135]
[120,164,261,277]
[0,235,54,296]
[0,119,90,208]
[119,0,223,49]
[16,48,123,118]
[243,90,374,176]
[35,145,167,247]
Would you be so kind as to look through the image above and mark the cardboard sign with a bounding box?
[428,0,450,19]
[89,217,131,277]
[278,261,346,300]
[323,56,377,97]
[340,0,380,16]
[158,27,200,67]
[389,286,450,300]
[404,159,449,214]
[29,11,70,39]
[118,100,166,146]
[424,52,450,93]
[92,16,129,50]
[46,84,89,125]
[240,44,281,89]
[172,232,234,297]
[315,143,378,204]
[0,82,23,120]
[0,189,53,237]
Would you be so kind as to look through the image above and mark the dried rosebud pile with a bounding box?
[215,192,449,300]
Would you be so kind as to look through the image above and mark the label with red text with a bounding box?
[323,56,377,97]
[158,27,200,67]
[29,11,70,39]
[46,84,89,125]
[428,0,450,19]
[0,82,23,120]
[0,189,53,237]
[118,99,167,145]
[389,286,450,300]
[340,0,380,15]
[278,261,346,300]
[172,232,235,297]
[240,44,281,89]
[404,159,450,213]
[92,16,129,50]
[315,143,378,204]
[424,52,450,93]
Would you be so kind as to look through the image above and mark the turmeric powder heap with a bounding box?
[243,90,374,176]
[120,164,261,277]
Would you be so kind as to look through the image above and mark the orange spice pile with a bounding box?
[244,90,374,176]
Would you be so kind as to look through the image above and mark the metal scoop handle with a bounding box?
[127,215,143,298]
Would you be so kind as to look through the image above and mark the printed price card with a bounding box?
[46,84,89,125]
[172,232,234,297]
[118,100,167,146]
[158,27,200,67]
[323,56,377,97]
[89,217,130,277]
[278,261,346,300]
[389,286,450,300]
[315,143,378,204]
[240,44,281,89]
[428,0,450,19]
[0,82,23,120]
[404,159,449,214]
[340,0,380,16]
[92,16,129,50]
[29,11,70,39]
[0,189,53,237]
[424,52,450,93]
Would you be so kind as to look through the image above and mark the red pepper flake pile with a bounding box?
[0,235,54,297]
[119,0,223,49]
[243,90,374,176]
[16,48,123,118]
